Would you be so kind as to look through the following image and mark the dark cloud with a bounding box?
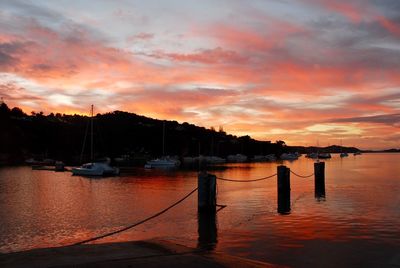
[0,41,28,68]
[369,0,400,15]
[0,51,17,67]
[143,47,248,65]
[0,82,42,101]
[0,42,26,54]
[330,113,400,125]
[345,92,400,106]
[0,0,60,22]
[302,16,400,70]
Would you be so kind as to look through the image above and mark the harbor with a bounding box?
[1,154,399,267]
[1,0,400,266]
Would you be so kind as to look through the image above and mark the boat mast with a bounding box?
[162,121,165,156]
[90,105,94,161]
[340,139,343,153]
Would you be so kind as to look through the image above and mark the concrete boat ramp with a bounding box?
[0,239,285,268]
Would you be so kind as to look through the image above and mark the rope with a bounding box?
[216,173,277,182]
[69,187,198,246]
[216,204,227,213]
[290,170,314,178]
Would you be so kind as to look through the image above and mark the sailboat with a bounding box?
[340,140,348,157]
[72,105,119,176]
[145,121,180,169]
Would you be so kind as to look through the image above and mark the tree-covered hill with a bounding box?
[0,102,286,165]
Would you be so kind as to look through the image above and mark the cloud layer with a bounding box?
[0,0,399,149]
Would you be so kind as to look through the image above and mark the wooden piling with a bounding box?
[314,162,326,199]
[198,172,216,212]
[197,209,217,250]
[277,165,291,214]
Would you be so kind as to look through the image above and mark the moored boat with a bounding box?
[72,161,120,176]
[227,154,248,162]
[318,153,331,159]
[204,156,226,164]
[73,105,119,177]
[306,152,319,159]
[280,153,299,160]
[145,156,180,169]
[145,121,181,169]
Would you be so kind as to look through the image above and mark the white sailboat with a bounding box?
[280,153,299,160]
[340,140,348,157]
[227,154,248,162]
[72,105,119,176]
[145,121,180,169]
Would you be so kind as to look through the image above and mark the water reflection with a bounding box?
[277,165,291,215]
[197,211,217,250]
[314,162,326,200]
[1,154,400,267]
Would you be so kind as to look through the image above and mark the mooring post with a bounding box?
[198,171,217,212]
[314,162,326,199]
[277,165,291,214]
[197,208,217,250]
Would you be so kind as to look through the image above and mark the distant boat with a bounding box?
[72,159,119,176]
[72,105,119,176]
[26,158,55,166]
[227,154,248,162]
[306,152,331,159]
[145,121,180,169]
[306,152,319,159]
[339,140,348,157]
[252,154,276,162]
[280,153,299,160]
[182,156,196,164]
[318,153,331,159]
[55,161,66,172]
[204,156,226,164]
[253,155,266,162]
[354,151,362,155]
[145,156,180,169]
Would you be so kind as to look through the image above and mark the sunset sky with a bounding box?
[1,0,399,149]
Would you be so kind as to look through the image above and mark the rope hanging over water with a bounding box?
[216,173,277,182]
[69,167,313,246]
[69,187,198,246]
[290,170,314,178]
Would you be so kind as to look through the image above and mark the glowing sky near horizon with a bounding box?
[0,0,399,149]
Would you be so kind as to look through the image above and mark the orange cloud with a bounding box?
[208,20,305,52]
[1,1,399,150]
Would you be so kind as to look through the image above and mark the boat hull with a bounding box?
[71,168,104,176]
[145,158,180,169]
[72,162,119,176]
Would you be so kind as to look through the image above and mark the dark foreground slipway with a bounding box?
[0,239,285,268]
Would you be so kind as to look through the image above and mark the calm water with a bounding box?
[0,153,399,267]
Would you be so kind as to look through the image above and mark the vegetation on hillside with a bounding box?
[0,102,286,165]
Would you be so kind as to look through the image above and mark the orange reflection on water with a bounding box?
[0,154,399,267]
